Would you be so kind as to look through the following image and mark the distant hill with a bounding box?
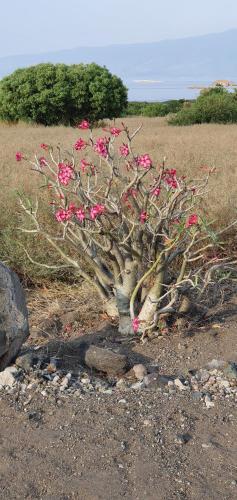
[0,29,237,89]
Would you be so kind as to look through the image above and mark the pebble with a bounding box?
[204,395,215,408]
[175,433,192,445]
[0,351,236,408]
[174,378,188,391]
[133,364,147,381]
[0,366,18,387]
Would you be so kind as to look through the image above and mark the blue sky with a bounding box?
[2,0,237,57]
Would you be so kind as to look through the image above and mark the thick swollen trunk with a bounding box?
[116,259,138,335]
[138,269,165,331]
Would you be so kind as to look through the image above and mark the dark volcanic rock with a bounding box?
[0,262,29,370]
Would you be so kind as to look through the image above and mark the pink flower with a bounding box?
[75,207,86,222]
[151,186,161,196]
[90,204,105,220]
[186,214,198,227]
[16,152,23,162]
[77,119,90,130]
[163,169,178,189]
[58,162,74,186]
[136,154,152,169]
[39,156,47,167]
[140,211,148,224]
[74,138,87,151]
[55,209,72,222]
[119,144,129,157]
[110,127,122,137]
[132,317,140,333]
[40,143,49,150]
[94,137,109,158]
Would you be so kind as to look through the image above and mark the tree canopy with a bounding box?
[0,63,128,125]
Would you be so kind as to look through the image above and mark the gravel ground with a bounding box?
[0,296,237,499]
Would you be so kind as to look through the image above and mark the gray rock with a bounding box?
[174,378,189,391]
[0,262,29,370]
[223,363,237,380]
[176,433,192,445]
[15,352,35,371]
[0,366,18,387]
[205,359,226,370]
[192,391,202,401]
[195,369,210,383]
[143,373,172,389]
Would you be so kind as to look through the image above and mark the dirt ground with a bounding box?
[0,286,237,500]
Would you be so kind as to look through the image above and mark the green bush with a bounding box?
[169,87,237,125]
[0,63,127,126]
[124,100,185,117]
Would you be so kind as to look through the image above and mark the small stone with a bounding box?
[132,364,147,381]
[0,366,18,387]
[202,443,211,449]
[196,369,210,383]
[174,378,188,391]
[131,381,144,390]
[144,373,171,389]
[192,391,202,401]
[231,480,237,486]
[143,419,153,427]
[204,394,215,408]
[176,433,192,445]
[60,373,72,391]
[28,411,42,423]
[116,378,128,390]
[80,377,90,385]
[52,375,60,385]
[15,352,35,371]
[218,380,230,389]
[223,363,237,380]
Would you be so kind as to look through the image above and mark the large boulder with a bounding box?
[0,262,29,371]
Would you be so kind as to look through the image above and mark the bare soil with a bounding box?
[0,288,237,499]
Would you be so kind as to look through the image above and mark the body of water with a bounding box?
[125,78,237,102]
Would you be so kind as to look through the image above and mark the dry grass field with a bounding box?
[1,117,237,280]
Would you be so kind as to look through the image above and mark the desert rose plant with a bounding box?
[16,121,237,335]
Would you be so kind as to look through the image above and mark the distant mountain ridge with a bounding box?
[0,29,237,82]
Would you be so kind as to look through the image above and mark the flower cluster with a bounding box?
[109,127,122,137]
[151,186,161,196]
[140,211,148,224]
[58,163,74,186]
[75,207,86,222]
[90,204,105,220]
[77,120,90,130]
[74,138,87,151]
[55,209,72,222]
[16,152,23,161]
[186,214,198,227]
[39,156,47,167]
[55,203,105,224]
[136,154,152,169]
[163,169,178,189]
[119,143,129,157]
[94,137,109,158]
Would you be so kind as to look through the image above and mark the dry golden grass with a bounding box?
[0,117,237,278]
[1,117,237,222]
